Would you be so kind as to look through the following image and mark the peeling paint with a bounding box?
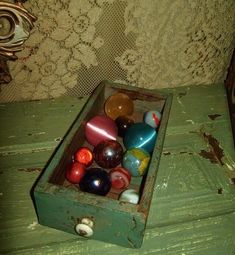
[162,182,168,189]
[27,221,38,230]
[131,217,137,231]
[28,132,46,136]
[199,133,224,165]
[163,151,171,156]
[186,119,195,125]
[217,188,223,194]
[163,151,193,156]
[230,178,235,185]
[36,132,46,135]
[178,91,187,98]
[208,114,221,120]
[127,236,136,248]
[225,162,235,171]
[8,135,16,138]
[55,137,62,142]
[18,168,42,172]
[177,97,184,107]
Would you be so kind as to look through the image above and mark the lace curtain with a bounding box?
[0,0,234,102]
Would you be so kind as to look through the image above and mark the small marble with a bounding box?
[109,167,131,190]
[144,110,161,128]
[65,162,86,184]
[115,115,134,137]
[119,189,139,204]
[75,147,93,166]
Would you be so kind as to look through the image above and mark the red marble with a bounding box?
[109,167,131,190]
[75,147,93,166]
[93,140,123,169]
[65,162,86,184]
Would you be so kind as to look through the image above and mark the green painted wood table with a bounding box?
[0,83,235,255]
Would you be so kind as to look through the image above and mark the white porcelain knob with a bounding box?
[81,218,94,228]
[75,218,94,237]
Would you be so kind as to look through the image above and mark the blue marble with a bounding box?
[123,123,157,153]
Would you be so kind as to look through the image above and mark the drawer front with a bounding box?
[34,191,145,248]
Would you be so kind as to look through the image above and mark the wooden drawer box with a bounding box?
[33,80,172,248]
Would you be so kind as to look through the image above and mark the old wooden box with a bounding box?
[33,80,172,248]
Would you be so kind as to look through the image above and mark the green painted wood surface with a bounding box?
[0,84,235,254]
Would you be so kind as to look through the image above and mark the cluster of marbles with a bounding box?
[65,91,162,204]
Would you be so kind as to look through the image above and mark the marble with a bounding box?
[122,148,150,177]
[65,162,86,184]
[144,110,161,128]
[93,140,123,169]
[85,115,118,147]
[119,189,139,204]
[79,168,111,196]
[123,123,157,153]
[115,115,134,137]
[104,92,134,120]
[75,147,93,166]
[109,167,131,190]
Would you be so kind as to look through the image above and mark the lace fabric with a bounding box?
[0,0,234,102]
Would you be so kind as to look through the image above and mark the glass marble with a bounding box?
[75,147,93,166]
[143,110,161,128]
[122,148,150,177]
[79,168,111,196]
[85,115,118,147]
[123,123,157,153]
[104,92,134,120]
[93,140,123,169]
[115,115,134,137]
[109,167,131,190]
[119,189,139,204]
[65,162,86,184]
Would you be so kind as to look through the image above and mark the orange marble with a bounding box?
[104,93,134,120]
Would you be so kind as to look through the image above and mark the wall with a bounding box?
[0,0,234,102]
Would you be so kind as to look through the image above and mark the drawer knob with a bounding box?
[75,218,94,237]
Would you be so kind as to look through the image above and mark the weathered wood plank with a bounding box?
[0,97,88,153]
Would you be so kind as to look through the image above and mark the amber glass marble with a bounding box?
[104,93,134,120]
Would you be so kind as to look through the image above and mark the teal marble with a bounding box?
[123,123,157,153]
